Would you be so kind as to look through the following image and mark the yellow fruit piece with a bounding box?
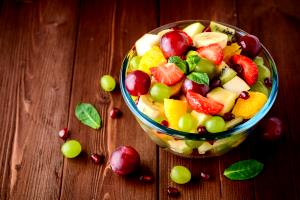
[164,99,187,130]
[170,80,183,96]
[223,43,242,62]
[232,92,267,119]
[138,46,167,74]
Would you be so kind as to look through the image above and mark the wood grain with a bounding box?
[0,0,79,199]
[59,0,158,199]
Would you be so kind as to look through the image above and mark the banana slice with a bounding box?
[137,95,164,120]
[193,32,228,49]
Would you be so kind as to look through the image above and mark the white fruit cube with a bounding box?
[183,22,205,39]
[191,110,211,127]
[135,34,160,56]
[223,76,250,94]
[207,87,239,115]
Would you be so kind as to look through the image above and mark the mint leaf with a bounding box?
[187,72,209,86]
[75,103,101,129]
[168,56,188,74]
[224,159,264,180]
[186,55,201,72]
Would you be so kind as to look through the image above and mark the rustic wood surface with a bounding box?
[0,0,299,199]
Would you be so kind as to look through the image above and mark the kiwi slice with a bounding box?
[219,67,237,85]
[250,81,269,96]
[210,21,235,41]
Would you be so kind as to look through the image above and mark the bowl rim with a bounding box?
[120,19,279,141]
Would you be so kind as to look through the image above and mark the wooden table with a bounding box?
[1,0,300,199]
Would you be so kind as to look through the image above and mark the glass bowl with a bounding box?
[120,20,278,158]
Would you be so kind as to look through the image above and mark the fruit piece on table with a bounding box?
[160,30,192,58]
[61,140,82,158]
[225,117,243,130]
[218,63,237,84]
[232,91,267,119]
[150,63,184,86]
[198,142,213,154]
[223,42,242,62]
[178,113,197,133]
[257,64,271,81]
[207,87,239,115]
[231,54,258,86]
[250,80,269,96]
[110,146,140,176]
[125,70,151,96]
[186,91,224,115]
[205,116,226,133]
[58,128,69,140]
[183,22,205,39]
[150,83,171,102]
[193,32,228,49]
[135,34,160,56]
[238,34,261,58]
[190,110,211,127]
[223,76,250,94]
[164,99,187,129]
[100,75,116,92]
[170,165,192,184]
[261,117,283,141]
[210,21,235,41]
[139,45,167,74]
[197,43,224,65]
[137,95,164,120]
[167,140,193,155]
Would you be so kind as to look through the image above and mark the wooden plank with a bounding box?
[59,0,158,199]
[0,0,79,199]
[158,1,257,200]
[237,0,300,199]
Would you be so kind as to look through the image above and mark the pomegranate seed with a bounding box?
[200,172,211,180]
[223,112,235,121]
[90,153,105,164]
[210,79,221,89]
[264,77,272,88]
[167,187,180,197]
[197,126,207,134]
[58,128,69,140]
[161,120,169,127]
[110,107,122,119]
[139,175,154,183]
[239,91,250,100]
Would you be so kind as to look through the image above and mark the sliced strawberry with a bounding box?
[150,63,184,86]
[231,54,258,86]
[197,44,224,65]
[186,91,223,115]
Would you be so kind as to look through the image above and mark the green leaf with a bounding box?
[187,72,209,86]
[186,55,201,72]
[75,103,101,129]
[168,56,188,74]
[224,159,264,180]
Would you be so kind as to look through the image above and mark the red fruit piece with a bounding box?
[197,44,224,65]
[150,63,184,86]
[231,55,258,86]
[186,91,223,115]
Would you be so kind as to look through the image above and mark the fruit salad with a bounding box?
[124,21,273,157]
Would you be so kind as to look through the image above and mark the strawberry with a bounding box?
[197,44,224,65]
[186,91,223,115]
[231,54,258,86]
[150,63,184,86]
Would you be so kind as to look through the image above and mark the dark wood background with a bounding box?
[0,0,299,199]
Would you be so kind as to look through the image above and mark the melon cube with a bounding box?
[190,110,211,127]
[135,34,160,56]
[223,76,250,94]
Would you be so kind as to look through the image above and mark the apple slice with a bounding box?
[223,76,250,94]
[135,34,160,56]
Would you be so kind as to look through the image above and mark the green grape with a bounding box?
[61,140,82,158]
[150,83,171,102]
[178,113,197,132]
[185,140,204,149]
[253,56,264,65]
[170,166,192,184]
[205,116,226,133]
[186,50,198,57]
[195,59,215,78]
[129,56,141,70]
[100,75,116,92]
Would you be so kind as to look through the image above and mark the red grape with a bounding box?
[238,34,261,58]
[110,146,140,175]
[125,70,150,96]
[182,78,210,96]
[262,117,283,141]
[160,30,191,58]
